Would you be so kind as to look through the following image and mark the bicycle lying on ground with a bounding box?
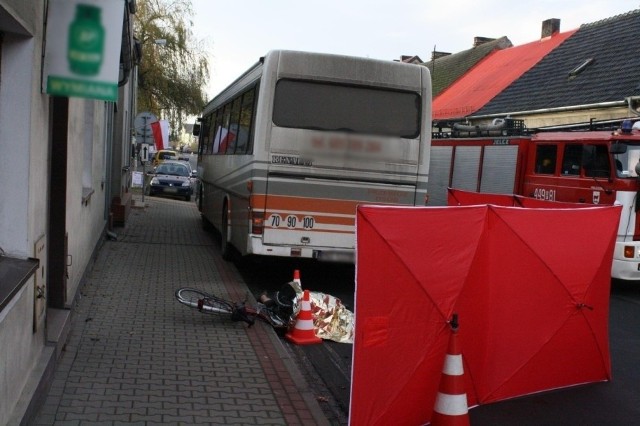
[174,287,295,331]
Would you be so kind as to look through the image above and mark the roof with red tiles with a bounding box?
[433,29,576,120]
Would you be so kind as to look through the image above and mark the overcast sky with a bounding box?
[189,0,639,98]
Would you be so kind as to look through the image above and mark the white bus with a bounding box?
[194,50,431,262]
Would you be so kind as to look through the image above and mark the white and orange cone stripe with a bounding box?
[431,322,470,426]
[294,293,315,331]
[293,269,302,288]
[285,289,322,345]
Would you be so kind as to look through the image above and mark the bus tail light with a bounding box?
[251,211,264,234]
[623,245,636,259]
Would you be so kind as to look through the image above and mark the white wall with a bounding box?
[0,1,112,422]
[0,4,50,423]
[0,34,35,258]
[64,98,109,301]
[0,285,42,425]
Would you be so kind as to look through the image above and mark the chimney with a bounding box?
[473,37,495,47]
[541,18,560,38]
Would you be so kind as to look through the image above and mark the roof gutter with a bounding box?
[467,100,628,121]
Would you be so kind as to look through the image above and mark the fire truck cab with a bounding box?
[525,131,622,205]
[430,119,640,281]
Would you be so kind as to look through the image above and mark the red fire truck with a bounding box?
[428,118,640,281]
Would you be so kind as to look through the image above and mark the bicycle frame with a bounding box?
[175,287,288,329]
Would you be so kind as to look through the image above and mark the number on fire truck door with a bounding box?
[593,191,600,204]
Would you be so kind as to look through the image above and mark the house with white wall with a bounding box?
[0,1,137,423]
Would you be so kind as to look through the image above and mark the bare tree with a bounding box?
[134,0,209,144]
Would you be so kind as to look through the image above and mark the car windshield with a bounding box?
[156,164,189,176]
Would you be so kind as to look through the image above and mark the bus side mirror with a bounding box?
[192,123,201,137]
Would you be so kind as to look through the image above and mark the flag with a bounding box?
[150,120,169,150]
[213,126,236,154]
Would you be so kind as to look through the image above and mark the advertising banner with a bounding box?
[43,0,123,101]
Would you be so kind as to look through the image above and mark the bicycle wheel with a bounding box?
[175,288,234,314]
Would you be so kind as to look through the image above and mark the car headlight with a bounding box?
[150,177,159,185]
[181,181,191,187]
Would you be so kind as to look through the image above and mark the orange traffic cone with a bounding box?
[431,314,470,426]
[285,289,322,345]
[293,269,302,285]
[290,269,302,292]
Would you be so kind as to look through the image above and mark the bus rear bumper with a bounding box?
[313,250,354,263]
[248,237,354,262]
[248,237,315,259]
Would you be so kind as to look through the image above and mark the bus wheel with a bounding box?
[220,207,232,261]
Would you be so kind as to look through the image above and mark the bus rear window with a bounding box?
[272,79,421,138]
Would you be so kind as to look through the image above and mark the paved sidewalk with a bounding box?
[30,195,330,425]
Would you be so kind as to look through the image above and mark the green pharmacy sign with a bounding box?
[44,0,122,101]
[68,4,105,75]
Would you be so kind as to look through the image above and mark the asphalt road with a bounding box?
[236,255,640,425]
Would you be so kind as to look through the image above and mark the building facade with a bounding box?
[0,1,137,423]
